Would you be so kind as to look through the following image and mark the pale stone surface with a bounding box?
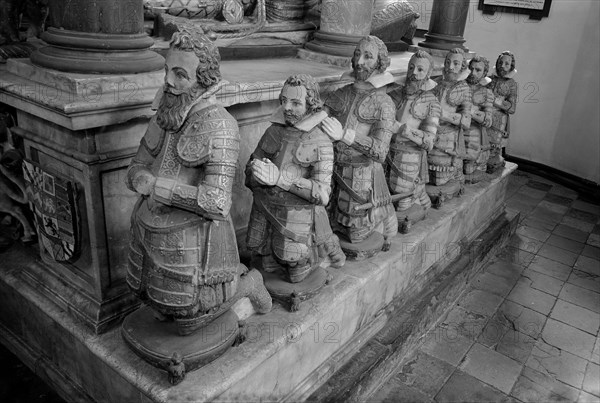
[435,370,513,403]
[554,224,591,244]
[459,343,522,394]
[494,300,548,339]
[559,283,600,313]
[389,351,455,398]
[522,216,557,232]
[496,329,536,364]
[546,234,585,254]
[511,366,580,402]
[537,243,579,266]
[579,390,600,402]
[542,319,596,359]
[575,255,600,276]
[550,299,600,335]
[582,245,600,260]
[419,331,473,367]
[583,362,600,397]
[516,225,551,242]
[588,233,600,248]
[472,271,516,297]
[507,281,557,315]
[521,268,564,296]
[508,234,544,254]
[526,341,587,388]
[456,289,504,317]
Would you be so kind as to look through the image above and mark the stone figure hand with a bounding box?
[472,110,484,124]
[132,170,157,196]
[321,117,344,142]
[493,96,505,109]
[250,158,281,187]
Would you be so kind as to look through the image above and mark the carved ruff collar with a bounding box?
[269,107,328,132]
[490,67,517,79]
[340,71,396,89]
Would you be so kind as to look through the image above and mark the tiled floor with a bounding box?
[370,170,600,403]
[0,170,599,402]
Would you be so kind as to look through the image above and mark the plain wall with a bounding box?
[413,0,600,183]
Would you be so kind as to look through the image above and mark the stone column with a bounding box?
[302,0,375,64]
[419,0,470,51]
[31,0,163,74]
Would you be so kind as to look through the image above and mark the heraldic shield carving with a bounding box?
[23,161,81,262]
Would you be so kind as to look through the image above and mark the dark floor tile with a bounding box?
[516,186,548,200]
[516,225,551,242]
[526,340,587,388]
[526,180,553,192]
[459,343,522,394]
[562,215,595,233]
[544,193,574,207]
[528,206,564,226]
[494,300,547,339]
[508,234,544,254]
[472,271,517,297]
[369,379,434,403]
[496,329,536,364]
[593,224,600,235]
[567,269,600,293]
[548,184,579,199]
[440,306,489,341]
[389,351,455,398]
[435,370,515,403]
[582,244,600,260]
[528,255,573,281]
[551,299,600,336]
[522,216,557,232]
[420,331,474,367]
[572,200,600,216]
[542,319,597,359]
[511,366,580,402]
[567,208,599,223]
[484,260,524,283]
[507,280,557,316]
[574,255,600,276]
[554,224,590,243]
[583,362,600,398]
[521,268,565,296]
[496,247,535,268]
[537,243,579,266]
[457,289,504,317]
[559,283,600,313]
[545,234,585,254]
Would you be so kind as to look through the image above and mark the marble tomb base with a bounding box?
[0,163,517,402]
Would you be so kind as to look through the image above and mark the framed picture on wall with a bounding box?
[478,0,552,20]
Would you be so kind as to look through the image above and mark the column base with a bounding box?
[418,32,469,52]
[31,28,164,74]
[304,30,365,58]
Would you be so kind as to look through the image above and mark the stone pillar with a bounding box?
[419,0,470,51]
[300,0,375,65]
[31,0,163,74]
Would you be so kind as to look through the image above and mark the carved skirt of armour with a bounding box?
[128,198,240,317]
[489,110,508,145]
[334,156,394,232]
[464,125,484,162]
[388,140,426,195]
[429,123,460,167]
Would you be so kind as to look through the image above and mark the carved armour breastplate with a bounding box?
[471,85,489,108]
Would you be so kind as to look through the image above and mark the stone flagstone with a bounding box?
[459,343,522,394]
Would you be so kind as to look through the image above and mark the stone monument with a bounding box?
[427,48,471,207]
[487,51,518,174]
[387,50,441,233]
[245,74,346,311]
[465,55,493,183]
[120,30,272,384]
[321,35,398,259]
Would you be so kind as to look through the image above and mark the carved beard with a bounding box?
[156,83,205,131]
[404,74,427,95]
[284,110,308,126]
[466,73,482,85]
[443,66,464,82]
[497,66,511,78]
[354,65,376,82]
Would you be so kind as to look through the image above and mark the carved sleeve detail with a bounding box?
[127,141,156,193]
[155,107,240,219]
[288,131,334,205]
[353,95,395,164]
[504,79,518,114]
[456,83,473,130]
[245,126,281,189]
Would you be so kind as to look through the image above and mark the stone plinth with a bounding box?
[0,163,517,401]
[419,0,470,51]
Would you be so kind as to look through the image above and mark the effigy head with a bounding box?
[408,50,434,82]
[279,74,322,125]
[467,55,490,84]
[496,51,515,77]
[351,35,390,82]
[157,30,222,131]
[443,48,468,80]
